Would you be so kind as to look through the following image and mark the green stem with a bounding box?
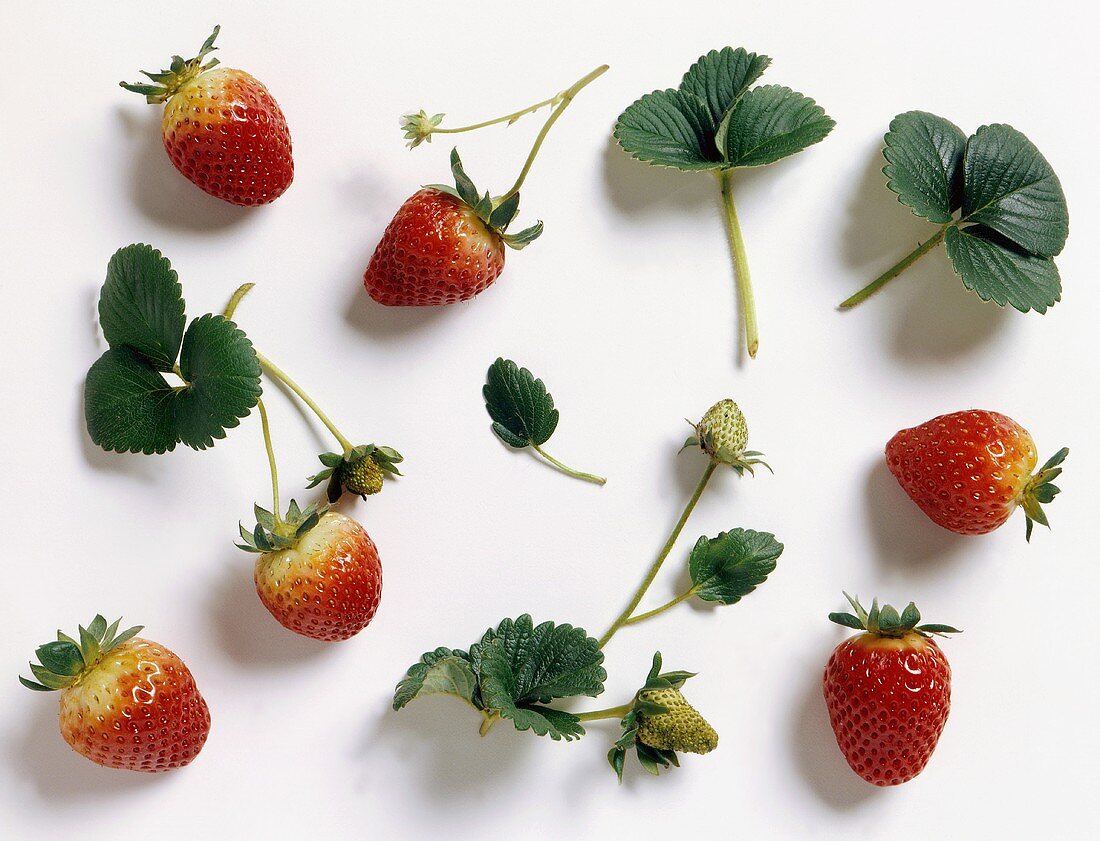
[839,224,950,309]
[479,711,500,736]
[428,94,562,136]
[498,64,609,204]
[575,703,633,722]
[623,588,698,626]
[598,461,717,649]
[717,170,758,359]
[531,443,606,485]
[256,398,281,521]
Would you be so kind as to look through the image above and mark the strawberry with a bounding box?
[823,594,959,786]
[307,444,404,503]
[885,409,1067,540]
[683,398,772,474]
[364,151,541,306]
[121,26,293,207]
[635,686,719,755]
[20,616,211,772]
[239,502,382,642]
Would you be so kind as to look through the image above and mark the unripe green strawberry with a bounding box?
[635,687,718,755]
[697,399,748,457]
[344,455,384,497]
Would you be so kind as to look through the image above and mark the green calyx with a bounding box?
[307,444,404,503]
[120,25,221,104]
[236,499,325,554]
[828,592,961,640]
[1020,447,1068,542]
[425,149,544,250]
[20,616,143,692]
[401,110,445,149]
[683,398,772,475]
[607,652,716,781]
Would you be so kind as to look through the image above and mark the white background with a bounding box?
[1,1,1095,838]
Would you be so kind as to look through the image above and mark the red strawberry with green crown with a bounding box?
[20,616,211,772]
[885,409,1067,540]
[823,594,960,786]
[121,26,293,206]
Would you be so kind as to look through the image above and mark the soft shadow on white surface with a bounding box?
[116,108,253,232]
[343,278,457,339]
[5,700,162,803]
[789,656,876,810]
[864,459,971,575]
[602,135,714,216]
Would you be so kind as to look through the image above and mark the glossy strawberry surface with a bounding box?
[364,188,506,306]
[885,409,1037,535]
[823,632,951,786]
[162,67,293,206]
[58,638,210,772]
[254,511,382,641]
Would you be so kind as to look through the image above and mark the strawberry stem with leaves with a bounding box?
[717,170,758,358]
[838,224,949,308]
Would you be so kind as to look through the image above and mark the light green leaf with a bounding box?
[718,85,834,168]
[483,358,559,448]
[678,47,771,133]
[614,88,721,170]
[173,314,262,450]
[882,111,967,223]
[688,528,783,604]
[98,244,186,372]
[962,123,1068,258]
[84,347,179,454]
[392,648,477,710]
[944,225,1061,313]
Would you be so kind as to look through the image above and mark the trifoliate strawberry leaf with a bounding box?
[84,347,180,454]
[614,88,721,170]
[944,225,1061,313]
[483,357,559,448]
[717,85,835,168]
[961,124,1068,258]
[679,47,771,134]
[393,648,479,711]
[98,244,185,372]
[882,111,967,224]
[688,528,783,604]
[172,314,262,449]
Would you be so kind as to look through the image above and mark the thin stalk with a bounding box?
[256,398,281,522]
[497,64,609,204]
[622,588,698,626]
[717,169,758,358]
[428,94,561,136]
[531,443,606,485]
[479,711,500,736]
[575,703,633,723]
[598,461,718,649]
[839,224,950,309]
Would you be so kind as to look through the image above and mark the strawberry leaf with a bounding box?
[944,225,1061,313]
[614,88,722,170]
[392,648,478,711]
[98,244,186,372]
[84,347,179,454]
[449,148,480,207]
[717,85,835,168]
[688,528,783,604]
[679,47,771,134]
[483,357,559,448]
[961,123,1068,258]
[882,111,967,224]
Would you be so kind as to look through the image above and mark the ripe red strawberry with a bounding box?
[885,409,1067,540]
[240,503,382,642]
[365,150,541,306]
[822,594,959,786]
[121,26,293,206]
[21,616,211,772]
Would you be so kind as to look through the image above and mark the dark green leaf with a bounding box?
[35,641,84,676]
[614,88,721,171]
[19,676,53,692]
[688,528,783,604]
[882,111,967,223]
[718,85,834,168]
[84,347,178,454]
[500,221,543,250]
[944,225,1061,313]
[489,192,521,231]
[392,648,478,711]
[900,602,921,628]
[679,47,771,133]
[483,358,559,448]
[828,612,865,631]
[449,148,479,207]
[491,698,586,741]
[99,244,186,371]
[962,123,1068,257]
[917,623,962,635]
[173,314,262,449]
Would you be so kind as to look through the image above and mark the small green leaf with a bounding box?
[828,612,865,631]
[679,47,771,134]
[882,111,967,223]
[98,244,186,372]
[393,648,478,711]
[173,314,262,450]
[614,88,722,171]
[449,148,479,207]
[962,123,1068,258]
[483,358,559,448]
[944,225,1061,313]
[500,221,543,250]
[35,641,85,676]
[718,85,834,168]
[489,192,521,231]
[688,528,783,604]
[84,347,179,455]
